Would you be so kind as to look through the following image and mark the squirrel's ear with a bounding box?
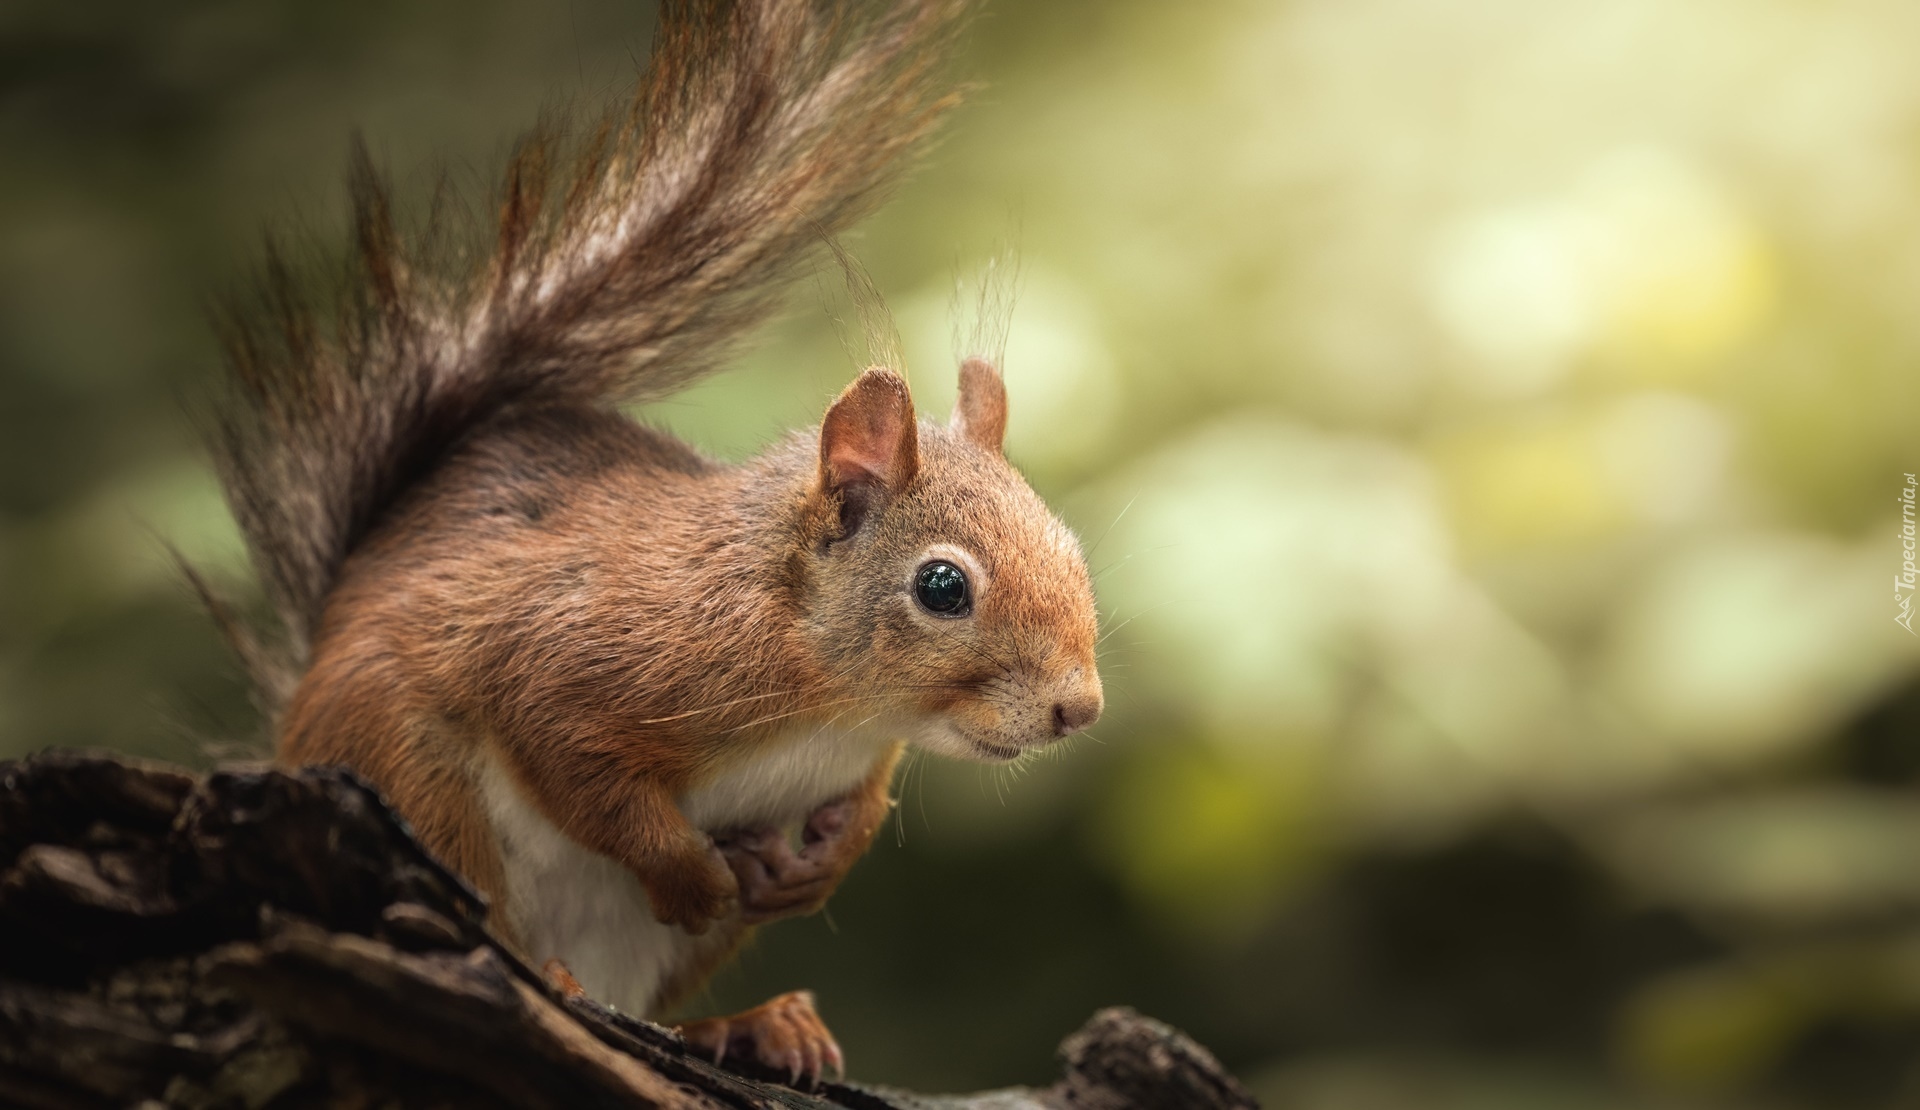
[819,368,919,534]
[951,356,1007,453]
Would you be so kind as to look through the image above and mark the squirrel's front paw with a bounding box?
[644,841,737,933]
[715,795,879,925]
[714,826,836,925]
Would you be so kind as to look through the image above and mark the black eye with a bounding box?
[914,560,970,616]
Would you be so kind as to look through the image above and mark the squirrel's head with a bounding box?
[795,361,1102,762]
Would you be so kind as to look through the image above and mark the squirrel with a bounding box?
[203,0,1102,1085]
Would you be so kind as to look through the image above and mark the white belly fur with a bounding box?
[478,717,907,1017]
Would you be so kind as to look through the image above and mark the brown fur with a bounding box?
[211,0,1103,1026]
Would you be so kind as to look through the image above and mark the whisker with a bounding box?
[626,688,799,726]
[1096,600,1173,648]
[1091,553,1134,581]
[719,692,898,735]
[1096,616,1139,648]
[1085,496,1135,559]
[914,744,932,837]
[892,747,923,847]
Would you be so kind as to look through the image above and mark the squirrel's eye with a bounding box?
[914,560,970,616]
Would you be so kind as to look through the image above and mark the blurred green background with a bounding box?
[6,0,1920,1106]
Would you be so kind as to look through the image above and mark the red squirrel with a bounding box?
[205,0,1102,1084]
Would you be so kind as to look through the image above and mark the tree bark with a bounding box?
[0,751,1257,1110]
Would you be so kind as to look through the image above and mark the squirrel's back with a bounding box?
[279,405,810,773]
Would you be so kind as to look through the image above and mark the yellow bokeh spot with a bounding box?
[1430,149,1777,392]
[1584,149,1777,375]
[1431,416,1632,554]
[1602,214,1775,373]
[1618,968,1804,1095]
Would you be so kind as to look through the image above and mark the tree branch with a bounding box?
[0,751,1256,1109]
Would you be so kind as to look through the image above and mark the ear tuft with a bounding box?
[951,356,1007,453]
[819,368,919,536]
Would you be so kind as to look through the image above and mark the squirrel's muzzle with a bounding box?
[1048,673,1104,739]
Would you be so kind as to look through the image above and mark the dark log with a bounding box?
[0,751,1257,1109]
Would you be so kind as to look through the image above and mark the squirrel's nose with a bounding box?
[1051,690,1103,737]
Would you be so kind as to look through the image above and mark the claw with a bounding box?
[542,958,586,999]
[797,1025,821,1086]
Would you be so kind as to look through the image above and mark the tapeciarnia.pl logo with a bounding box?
[1899,473,1917,634]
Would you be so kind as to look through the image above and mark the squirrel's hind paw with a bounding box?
[676,989,843,1088]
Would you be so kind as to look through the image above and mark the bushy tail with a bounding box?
[212,0,972,696]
